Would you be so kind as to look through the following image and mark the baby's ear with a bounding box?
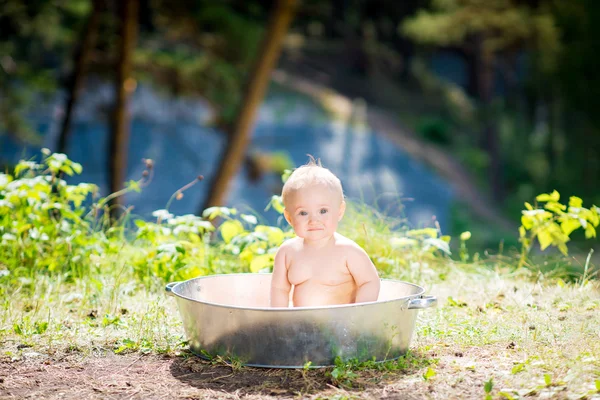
[338,200,346,221]
[283,209,292,225]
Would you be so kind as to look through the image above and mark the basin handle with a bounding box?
[165,281,180,296]
[408,295,437,309]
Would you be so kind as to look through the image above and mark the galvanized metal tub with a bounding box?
[166,273,436,368]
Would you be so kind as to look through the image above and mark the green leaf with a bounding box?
[569,196,583,208]
[544,374,552,386]
[250,254,274,273]
[544,201,566,213]
[537,230,553,250]
[587,208,599,226]
[521,215,534,229]
[202,206,234,220]
[331,367,341,379]
[240,214,258,225]
[560,219,580,236]
[61,165,74,176]
[484,378,493,393]
[34,321,48,334]
[447,296,467,307]
[558,242,568,256]
[220,220,244,244]
[239,248,254,264]
[585,224,596,239]
[13,323,23,335]
[423,367,436,380]
[71,162,82,174]
[536,190,560,202]
[265,195,284,214]
[511,363,525,374]
[595,379,600,391]
[255,225,285,245]
[281,169,292,183]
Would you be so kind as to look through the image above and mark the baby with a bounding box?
[270,157,381,307]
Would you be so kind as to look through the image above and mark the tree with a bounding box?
[402,0,560,202]
[56,0,104,154]
[139,0,265,129]
[0,1,91,146]
[108,0,139,218]
[200,0,298,212]
[551,0,600,200]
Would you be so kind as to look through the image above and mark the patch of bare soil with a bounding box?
[0,352,327,400]
[0,346,513,400]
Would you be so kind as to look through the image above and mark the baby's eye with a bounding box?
[320,208,328,214]
[299,211,308,216]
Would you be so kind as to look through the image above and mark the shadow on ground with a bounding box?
[169,350,434,397]
[170,355,329,397]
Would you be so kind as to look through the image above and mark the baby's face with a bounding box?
[284,184,345,242]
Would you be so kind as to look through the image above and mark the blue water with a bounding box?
[0,83,453,230]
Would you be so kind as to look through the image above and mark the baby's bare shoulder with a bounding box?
[279,237,303,252]
[333,233,368,255]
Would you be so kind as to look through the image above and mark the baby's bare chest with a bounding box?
[287,250,353,286]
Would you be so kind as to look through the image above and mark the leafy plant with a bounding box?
[0,152,100,279]
[422,366,436,381]
[202,205,293,273]
[484,377,494,400]
[329,357,359,387]
[518,190,599,268]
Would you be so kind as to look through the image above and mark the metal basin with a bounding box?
[166,273,436,368]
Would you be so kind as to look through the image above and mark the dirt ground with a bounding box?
[0,346,513,400]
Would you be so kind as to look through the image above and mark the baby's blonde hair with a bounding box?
[281,156,344,207]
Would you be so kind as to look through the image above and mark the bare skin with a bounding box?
[270,184,380,307]
[272,233,380,307]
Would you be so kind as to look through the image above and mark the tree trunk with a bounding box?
[475,36,504,202]
[108,0,139,219]
[200,0,298,213]
[56,0,103,154]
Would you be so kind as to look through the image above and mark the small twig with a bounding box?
[209,373,234,382]
[115,355,144,374]
[163,175,204,218]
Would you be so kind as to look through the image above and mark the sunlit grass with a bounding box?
[414,270,600,399]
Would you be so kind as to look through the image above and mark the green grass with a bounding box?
[2,263,599,398]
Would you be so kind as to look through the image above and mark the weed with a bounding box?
[422,367,436,381]
[484,378,493,399]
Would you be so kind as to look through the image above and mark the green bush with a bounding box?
[0,151,102,280]
[518,190,599,268]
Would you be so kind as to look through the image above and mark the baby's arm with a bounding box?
[270,245,292,307]
[346,245,381,303]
